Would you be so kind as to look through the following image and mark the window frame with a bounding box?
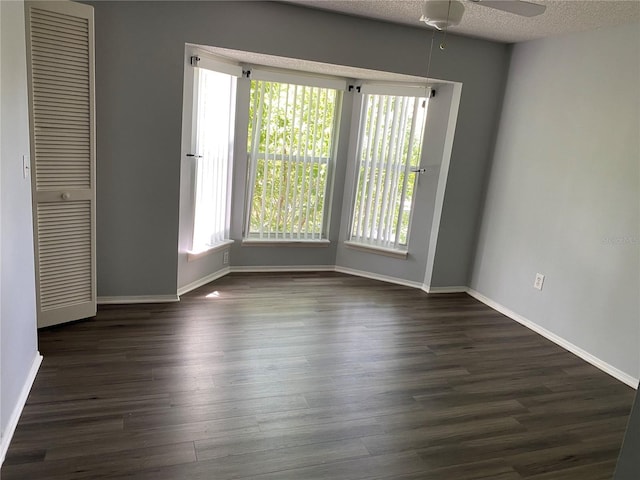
[187,54,241,256]
[242,69,346,243]
[346,84,431,254]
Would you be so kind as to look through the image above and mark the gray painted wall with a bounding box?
[471,22,640,379]
[0,0,38,440]
[85,0,509,296]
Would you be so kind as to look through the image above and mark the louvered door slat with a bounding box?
[35,93,89,103]
[33,42,89,58]
[31,15,88,29]
[31,17,88,33]
[40,158,90,163]
[31,27,89,43]
[33,64,89,78]
[32,53,89,68]
[33,84,90,95]
[36,130,90,138]
[33,76,90,90]
[31,21,88,36]
[36,109,89,118]
[35,93,89,105]
[26,1,96,328]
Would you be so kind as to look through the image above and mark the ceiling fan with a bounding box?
[420,0,546,30]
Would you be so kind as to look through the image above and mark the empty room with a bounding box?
[1,0,639,478]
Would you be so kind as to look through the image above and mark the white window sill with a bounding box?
[344,241,408,259]
[242,239,330,248]
[187,239,234,262]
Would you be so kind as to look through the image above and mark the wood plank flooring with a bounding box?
[2,272,635,479]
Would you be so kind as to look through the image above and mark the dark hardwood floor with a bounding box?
[2,272,635,479]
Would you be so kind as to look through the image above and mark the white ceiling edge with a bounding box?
[194,44,453,84]
[282,0,640,44]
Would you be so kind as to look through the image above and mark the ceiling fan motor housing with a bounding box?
[420,0,465,30]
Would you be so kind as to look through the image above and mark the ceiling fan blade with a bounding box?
[476,0,546,17]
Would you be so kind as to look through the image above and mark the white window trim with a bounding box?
[242,239,330,247]
[344,240,408,259]
[187,239,234,262]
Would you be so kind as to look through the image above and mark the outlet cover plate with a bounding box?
[534,273,545,290]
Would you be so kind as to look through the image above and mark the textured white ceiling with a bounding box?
[284,0,640,43]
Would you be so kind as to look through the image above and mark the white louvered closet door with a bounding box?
[25,1,96,328]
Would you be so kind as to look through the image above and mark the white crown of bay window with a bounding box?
[189,50,243,77]
[357,82,433,98]
[245,65,348,91]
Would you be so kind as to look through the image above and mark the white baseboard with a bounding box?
[97,294,179,305]
[1,352,43,465]
[230,265,335,273]
[467,288,639,389]
[177,267,231,297]
[334,265,423,289]
[422,284,468,294]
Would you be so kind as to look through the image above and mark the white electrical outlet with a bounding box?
[223,251,229,265]
[534,273,545,291]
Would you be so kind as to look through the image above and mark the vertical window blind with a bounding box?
[350,93,428,249]
[246,80,339,240]
[191,68,235,253]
